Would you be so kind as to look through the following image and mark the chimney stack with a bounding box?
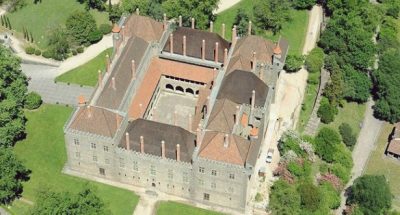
[235,105,240,125]
[140,136,144,153]
[222,23,225,39]
[98,70,102,87]
[232,25,237,45]
[224,48,228,65]
[125,132,130,150]
[169,33,174,54]
[183,35,186,56]
[251,90,255,111]
[136,8,140,15]
[210,21,213,32]
[196,128,201,147]
[111,77,116,90]
[163,13,167,29]
[224,134,229,148]
[215,42,219,63]
[248,21,252,35]
[191,18,195,29]
[179,15,182,27]
[176,144,181,161]
[161,140,165,158]
[252,51,256,70]
[188,113,192,132]
[105,54,110,73]
[78,95,85,106]
[87,105,92,118]
[201,39,206,60]
[131,60,136,80]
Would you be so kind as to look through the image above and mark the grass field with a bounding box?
[365,123,400,210]
[319,102,367,137]
[156,201,224,215]
[55,48,113,86]
[213,0,309,55]
[297,72,320,133]
[11,104,138,215]
[7,0,109,49]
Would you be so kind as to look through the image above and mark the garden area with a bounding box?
[7,104,138,215]
[55,48,113,86]
[156,201,223,215]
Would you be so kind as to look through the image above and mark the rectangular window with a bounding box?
[99,168,105,175]
[183,172,189,183]
[103,146,108,152]
[75,152,80,158]
[199,167,205,173]
[168,169,173,180]
[93,155,97,162]
[133,161,138,171]
[119,158,124,168]
[150,165,156,176]
[211,170,217,176]
[203,193,210,201]
[91,143,96,149]
[74,139,79,145]
[229,173,235,180]
[211,182,216,189]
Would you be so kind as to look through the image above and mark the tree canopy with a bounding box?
[314,127,341,162]
[66,11,98,46]
[254,0,291,34]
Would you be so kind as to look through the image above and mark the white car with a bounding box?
[266,149,274,163]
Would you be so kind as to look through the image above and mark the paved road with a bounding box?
[336,100,384,214]
[22,64,94,106]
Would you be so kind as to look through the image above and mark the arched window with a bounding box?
[165,84,174,91]
[185,88,194,95]
[176,86,184,93]
[195,90,199,95]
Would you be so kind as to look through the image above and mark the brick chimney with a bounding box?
[235,105,240,125]
[176,144,180,161]
[183,35,186,56]
[232,25,237,45]
[111,77,116,90]
[179,15,182,27]
[215,42,219,63]
[98,70,102,87]
[224,134,229,148]
[131,60,136,80]
[222,23,225,39]
[248,21,252,35]
[252,51,256,70]
[251,90,255,111]
[140,136,144,153]
[136,8,140,15]
[169,33,174,54]
[201,39,206,60]
[191,18,195,29]
[224,48,228,65]
[161,140,165,158]
[105,54,110,73]
[125,132,130,150]
[87,105,92,118]
[210,21,213,32]
[78,95,85,106]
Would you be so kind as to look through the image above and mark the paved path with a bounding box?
[0,207,10,215]
[22,64,94,105]
[133,196,157,215]
[336,100,384,214]
[215,0,241,14]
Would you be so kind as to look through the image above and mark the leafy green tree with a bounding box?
[269,180,301,215]
[233,8,254,36]
[317,97,338,124]
[305,47,324,73]
[278,133,306,157]
[378,17,400,53]
[342,65,371,103]
[319,182,341,209]
[291,0,316,9]
[47,27,70,61]
[24,92,42,110]
[348,175,392,215]
[66,11,98,46]
[284,55,303,73]
[108,2,123,23]
[254,0,291,34]
[298,182,321,212]
[339,123,357,148]
[314,127,341,162]
[31,187,110,215]
[0,147,30,204]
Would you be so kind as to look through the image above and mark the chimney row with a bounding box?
[210,21,213,32]
[179,15,182,27]
[161,140,166,158]
[176,144,181,161]
[191,18,195,29]
[131,60,136,80]
[125,132,130,150]
[201,39,206,60]
[183,35,186,56]
[169,33,174,54]
[215,42,219,63]
[140,136,144,153]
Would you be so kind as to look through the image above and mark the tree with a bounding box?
[66,11,98,46]
[291,0,316,10]
[314,127,341,162]
[339,123,357,148]
[342,65,371,103]
[305,47,324,73]
[78,0,107,10]
[31,187,110,215]
[47,27,70,61]
[348,175,392,215]
[284,55,303,73]
[233,8,254,36]
[269,180,301,215]
[108,2,123,23]
[298,182,321,212]
[317,98,338,124]
[0,147,30,204]
[24,92,42,110]
[254,0,291,34]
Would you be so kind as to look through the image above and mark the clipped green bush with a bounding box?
[317,98,338,124]
[88,29,103,44]
[339,123,357,148]
[72,50,78,56]
[77,47,84,53]
[25,92,42,110]
[25,46,35,55]
[34,49,42,56]
[99,24,112,35]
[42,50,53,59]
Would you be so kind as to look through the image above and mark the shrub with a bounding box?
[331,163,350,183]
[99,24,112,35]
[284,54,304,73]
[317,98,338,124]
[287,160,311,178]
[298,182,321,212]
[315,127,341,162]
[25,46,35,55]
[72,50,77,56]
[255,193,263,202]
[25,92,42,110]
[319,182,341,209]
[88,29,103,44]
[34,49,41,56]
[66,11,97,45]
[77,47,84,53]
[305,47,324,73]
[339,123,357,148]
[42,50,53,58]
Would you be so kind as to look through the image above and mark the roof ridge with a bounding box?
[231,135,246,164]
[101,108,114,137]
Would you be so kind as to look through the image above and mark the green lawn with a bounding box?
[297,71,320,133]
[319,102,367,137]
[55,48,113,86]
[12,104,138,215]
[365,123,400,210]
[3,199,32,215]
[213,0,309,55]
[156,201,224,215]
[7,0,109,49]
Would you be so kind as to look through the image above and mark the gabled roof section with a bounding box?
[124,14,164,42]
[199,131,251,166]
[69,106,122,138]
[217,70,268,106]
[163,27,230,63]
[96,36,149,110]
[206,98,237,133]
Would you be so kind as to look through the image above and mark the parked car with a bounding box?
[266,149,274,163]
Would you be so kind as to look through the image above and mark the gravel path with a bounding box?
[215,0,242,14]
[0,207,10,215]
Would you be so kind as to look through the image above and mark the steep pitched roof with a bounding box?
[199,131,251,166]
[124,14,164,42]
[96,36,149,110]
[206,98,237,133]
[120,119,196,162]
[163,27,230,63]
[217,70,268,106]
[69,106,122,138]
